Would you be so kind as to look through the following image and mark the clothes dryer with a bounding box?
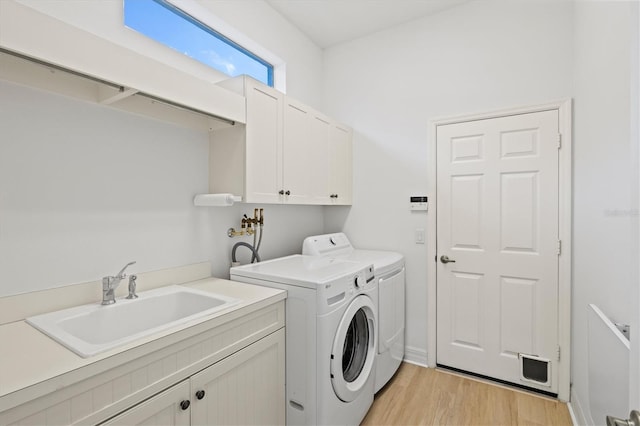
[230,255,377,425]
[303,233,405,392]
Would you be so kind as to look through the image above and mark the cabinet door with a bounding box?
[244,81,283,204]
[328,123,353,205]
[190,329,285,426]
[101,380,190,426]
[309,111,331,204]
[282,98,314,204]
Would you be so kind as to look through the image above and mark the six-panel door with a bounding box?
[436,110,560,394]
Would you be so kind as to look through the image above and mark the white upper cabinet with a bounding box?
[212,76,353,205]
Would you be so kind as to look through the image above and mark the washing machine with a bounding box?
[303,233,405,393]
[230,254,377,425]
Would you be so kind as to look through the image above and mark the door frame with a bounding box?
[426,99,573,401]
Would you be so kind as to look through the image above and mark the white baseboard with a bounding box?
[403,345,428,367]
[569,391,592,426]
[567,402,579,426]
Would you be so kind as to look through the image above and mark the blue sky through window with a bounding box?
[124,0,273,86]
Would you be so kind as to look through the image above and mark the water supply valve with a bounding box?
[227,208,265,238]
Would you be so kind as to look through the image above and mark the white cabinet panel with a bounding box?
[101,381,190,426]
[191,329,285,426]
[283,98,314,204]
[309,114,332,204]
[245,83,284,204]
[282,99,334,204]
[328,124,353,205]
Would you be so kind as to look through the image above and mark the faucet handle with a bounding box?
[126,274,138,299]
[117,261,136,278]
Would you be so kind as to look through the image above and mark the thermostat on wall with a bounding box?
[410,196,428,211]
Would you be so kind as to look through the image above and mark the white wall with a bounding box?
[323,0,574,364]
[571,2,639,423]
[0,80,211,296]
[0,0,326,297]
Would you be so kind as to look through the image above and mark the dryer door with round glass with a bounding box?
[331,295,376,402]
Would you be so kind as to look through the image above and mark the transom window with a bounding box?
[124,0,274,86]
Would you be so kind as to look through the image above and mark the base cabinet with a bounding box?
[102,329,285,426]
[0,301,285,426]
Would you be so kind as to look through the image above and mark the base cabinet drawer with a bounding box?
[101,329,285,426]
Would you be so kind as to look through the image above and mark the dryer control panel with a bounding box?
[318,263,375,315]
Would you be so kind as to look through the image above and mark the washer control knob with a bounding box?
[354,275,364,288]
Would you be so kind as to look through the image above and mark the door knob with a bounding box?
[607,410,640,426]
[440,255,456,264]
[180,400,190,410]
[195,390,206,400]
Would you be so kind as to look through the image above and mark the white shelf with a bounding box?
[0,0,246,130]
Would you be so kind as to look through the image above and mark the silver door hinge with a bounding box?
[557,346,561,361]
[557,133,562,149]
[557,240,562,255]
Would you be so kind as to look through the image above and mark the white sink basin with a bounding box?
[26,285,240,358]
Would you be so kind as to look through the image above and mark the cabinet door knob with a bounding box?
[285,190,291,196]
[195,390,206,400]
[180,400,191,410]
[278,190,285,195]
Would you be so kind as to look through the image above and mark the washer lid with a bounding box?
[302,233,404,276]
[230,255,368,289]
[347,250,404,276]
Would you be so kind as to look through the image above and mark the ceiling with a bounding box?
[265,0,471,49]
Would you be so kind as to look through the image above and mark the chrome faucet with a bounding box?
[102,261,136,305]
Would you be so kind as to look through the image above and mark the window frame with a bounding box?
[124,0,275,87]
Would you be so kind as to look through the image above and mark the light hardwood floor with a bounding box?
[361,363,572,425]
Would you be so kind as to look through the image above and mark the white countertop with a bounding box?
[0,277,285,412]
